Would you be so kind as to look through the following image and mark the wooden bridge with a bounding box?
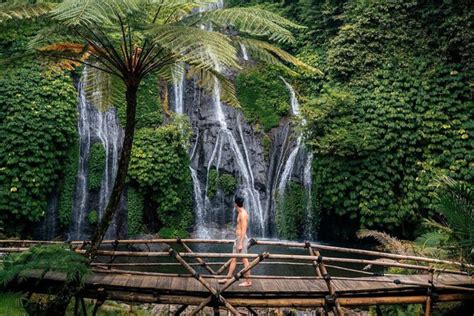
[1,238,473,315]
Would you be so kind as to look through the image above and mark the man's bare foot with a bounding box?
[238,281,252,287]
[218,278,230,284]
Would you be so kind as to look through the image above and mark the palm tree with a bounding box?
[1,0,317,257]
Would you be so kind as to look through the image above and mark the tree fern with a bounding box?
[0,1,57,23]
[182,7,302,43]
[0,245,89,287]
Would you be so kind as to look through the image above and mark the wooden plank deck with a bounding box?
[30,271,472,298]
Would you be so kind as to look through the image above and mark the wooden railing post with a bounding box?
[168,248,242,316]
[425,270,435,316]
[192,252,269,316]
[307,243,343,316]
[215,238,257,275]
[176,239,216,275]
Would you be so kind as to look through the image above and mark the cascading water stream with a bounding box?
[172,62,185,114]
[95,108,122,239]
[69,67,123,240]
[70,76,92,240]
[277,77,303,195]
[240,43,249,61]
[277,77,315,239]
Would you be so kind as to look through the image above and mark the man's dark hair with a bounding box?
[235,196,244,208]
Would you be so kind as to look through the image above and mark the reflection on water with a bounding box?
[96,239,382,278]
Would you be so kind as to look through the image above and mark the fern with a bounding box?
[182,6,302,44]
[357,229,408,255]
[149,25,239,71]
[429,177,474,262]
[0,245,89,287]
[0,1,57,23]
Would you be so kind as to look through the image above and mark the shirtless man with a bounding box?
[218,196,252,287]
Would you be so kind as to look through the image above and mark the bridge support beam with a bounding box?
[176,239,217,275]
[173,304,188,316]
[307,243,344,316]
[169,248,250,316]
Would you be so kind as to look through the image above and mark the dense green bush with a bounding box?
[0,65,77,235]
[236,68,290,132]
[58,142,79,227]
[87,210,98,226]
[298,0,473,238]
[117,74,162,129]
[304,60,472,237]
[87,142,106,191]
[128,117,193,236]
[207,168,237,198]
[275,182,308,240]
[127,187,144,236]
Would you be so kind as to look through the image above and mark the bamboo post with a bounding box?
[307,242,321,277]
[191,253,268,316]
[168,248,241,316]
[220,252,269,291]
[215,238,257,275]
[247,307,258,316]
[425,270,434,316]
[309,245,343,316]
[178,239,216,275]
[174,304,188,316]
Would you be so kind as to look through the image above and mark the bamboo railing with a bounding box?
[1,238,473,316]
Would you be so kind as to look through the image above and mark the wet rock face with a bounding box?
[183,78,310,239]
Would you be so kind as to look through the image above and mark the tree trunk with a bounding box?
[87,84,138,258]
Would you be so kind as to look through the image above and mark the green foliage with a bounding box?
[87,142,105,191]
[305,60,472,236]
[158,227,189,239]
[207,168,237,199]
[296,0,473,239]
[0,64,77,235]
[127,187,144,236]
[417,178,473,262]
[117,74,162,129]
[369,304,423,316]
[0,245,89,287]
[87,210,98,226]
[327,0,473,81]
[129,117,193,234]
[58,141,79,227]
[0,292,26,316]
[236,68,290,131]
[275,182,308,240]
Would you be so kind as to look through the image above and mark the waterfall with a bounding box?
[240,43,249,61]
[172,62,185,114]
[94,108,122,239]
[277,77,315,239]
[277,77,304,195]
[303,152,314,239]
[201,79,265,236]
[70,78,91,240]
[69,67,123,240]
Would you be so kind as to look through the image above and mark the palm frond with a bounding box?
[144,0,220,23]
[433,177,474,259]
[0,1,57,23]
[149,25,239,71]
[187,65,239,107]
[182,6,302,44]
[357,229,407,255]
[82,66,125,111]
[51,0,139,26]
[237,37,322,75]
